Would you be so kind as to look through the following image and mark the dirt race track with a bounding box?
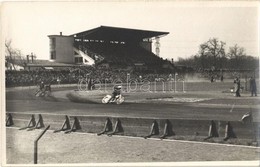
[4,82,260,165]
[6,84,260,121]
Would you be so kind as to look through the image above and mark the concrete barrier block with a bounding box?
[6,113,14,126]
[165,119,209,137]
[115,118,155,137]
[71,116,107,133]
[65,117,81,134]
[107,118,124,136]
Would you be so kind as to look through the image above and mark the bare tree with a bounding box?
[228,44,246,58]
[176,40,257,71]
[227,44,247,69]
[199,38,226,69]
[5,39,26,70]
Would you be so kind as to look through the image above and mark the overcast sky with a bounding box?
[2,1,259,61]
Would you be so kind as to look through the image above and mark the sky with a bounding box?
[1,1,259,61]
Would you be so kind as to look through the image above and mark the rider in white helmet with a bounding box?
[110,85,122,102]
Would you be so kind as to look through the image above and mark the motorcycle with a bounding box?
[102,94,124,104]
[35,85,52,97]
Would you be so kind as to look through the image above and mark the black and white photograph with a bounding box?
[1,1,260,166]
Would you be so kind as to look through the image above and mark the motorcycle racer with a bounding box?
[110,85,122,102]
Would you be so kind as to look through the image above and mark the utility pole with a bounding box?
[30,52,36,63]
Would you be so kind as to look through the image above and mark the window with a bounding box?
[50,38,56,49]
[75,57,83,64]
[50,51,56,59]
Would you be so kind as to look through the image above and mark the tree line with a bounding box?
[5,40,26,70]
[176,38,259,71]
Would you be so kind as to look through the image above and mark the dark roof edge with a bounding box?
[70,26,102,36]
[70,25,169,37]
[48,35,72,37]
[100,25,169,34]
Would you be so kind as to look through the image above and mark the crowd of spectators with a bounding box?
[6,67,176,87]
[8,66,249,87]
[6,68,79,87]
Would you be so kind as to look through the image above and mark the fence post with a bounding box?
[34,125,50,164]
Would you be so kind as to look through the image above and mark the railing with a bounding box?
[34,125,50,164]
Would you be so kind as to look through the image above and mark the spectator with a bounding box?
[249,76,257,97]
[210,76,214,83]
[57,77,61,85]
[220,75,224,82]
[39,81,45,91]
[234,77,241,97]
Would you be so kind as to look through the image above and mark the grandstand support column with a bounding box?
[82,37,84,50]
[155,37,160,56]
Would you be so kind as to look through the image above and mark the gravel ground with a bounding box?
[5,128,260,164]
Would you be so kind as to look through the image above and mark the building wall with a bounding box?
[49,35,74,63]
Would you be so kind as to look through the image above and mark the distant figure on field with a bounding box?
[220,75,224,82]
[86,74,93,90]
[249,77,257,97]
[57,77,61,85]
[39,81,45,91]
[87,77,92,90]
[210,76,214,83]
[234,77,241,97]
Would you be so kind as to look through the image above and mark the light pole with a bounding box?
[30,52,36,63]
[175,73,178,92]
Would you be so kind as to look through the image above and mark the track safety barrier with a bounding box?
[144,120,159,139]
[6,112,259,144]
[107,118,123,136]
[65,117,81,134]
[224,121,237,141]
[204,120,219,140]
[160,119,175,139]
[6,113,14,127]
[28,114,45,131]
[97,118,113,136]
[19,114,36,130]
[54,115,71,133]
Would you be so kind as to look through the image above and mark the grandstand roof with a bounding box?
[71,26,169,41]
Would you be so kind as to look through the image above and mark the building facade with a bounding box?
[48,33,74,64]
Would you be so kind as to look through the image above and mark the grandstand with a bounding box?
[48,26,171,72]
